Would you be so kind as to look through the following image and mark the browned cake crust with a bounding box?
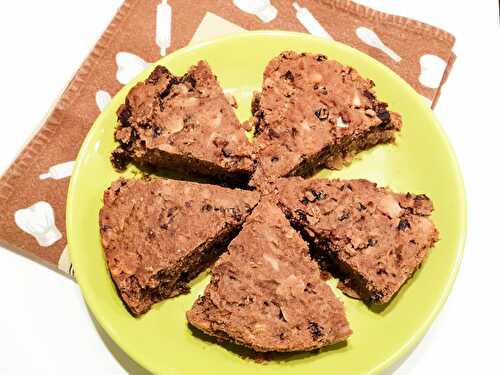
[249,52,401,189]
[111,62,254,185]
[99,178,259,316]
[276,177,439,304]
[187,200,351,352]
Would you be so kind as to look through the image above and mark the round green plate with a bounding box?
[67,31,466,375]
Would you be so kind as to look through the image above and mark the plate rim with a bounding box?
[67,30,467,375]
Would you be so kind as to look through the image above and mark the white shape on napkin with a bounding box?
[115,52,150,85]
[233,0,278,23]
[58,246,74,276]
[95,90,112,112]
[293,2,333,40]
[419,54,447,89]
[156,0,172,56]
[14,201,62,247]
[39,161,75,180]
[356,27,401,62]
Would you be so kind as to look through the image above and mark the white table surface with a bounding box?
[0,1,499,374]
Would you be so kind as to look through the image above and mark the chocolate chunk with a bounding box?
[110,148,131,171]
[377,109,391,124]
[296,209,308,223]
[314,108,329,121]
[371,292,385,303]
[363,90,376,102]
[357,202,367,211]
[117,105,131,127]
[308,321,323,340]
[376,267,388,276]
[282,70,294,81]
[201,204,213,212]
[251,93,262,115]
[397,219,411,231]
[375,103,391,125]
[313,190,327,201]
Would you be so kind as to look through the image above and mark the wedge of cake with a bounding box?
[111,62,254,185]
[276,177,439,304]
[249,51,401,188]
[187,200,351,352]
[99,178,259,316]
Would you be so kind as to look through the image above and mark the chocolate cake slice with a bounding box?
[111,61,254,185]
[249,51,401,189]
[276,177,439,304]
[187,200,351,352]
[99,178,259,316]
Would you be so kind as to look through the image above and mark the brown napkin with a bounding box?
[0,0,456,275]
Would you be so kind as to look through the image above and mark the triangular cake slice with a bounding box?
[276,177,439,304]
[249,51,401,189]
[111,61,254,185]
[99,178,259,316]
[187,200,351,352]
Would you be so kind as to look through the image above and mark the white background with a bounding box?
[0,1,499,374]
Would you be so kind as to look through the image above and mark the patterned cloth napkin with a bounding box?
[0,0,456,276]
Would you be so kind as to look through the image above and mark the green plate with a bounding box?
[67,31,466,375]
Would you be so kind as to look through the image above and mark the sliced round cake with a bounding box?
[99,177,260,316]
[275,177,439,304]
[249,51,402,189]
[187,200,351,352]
[111,62,254,185]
